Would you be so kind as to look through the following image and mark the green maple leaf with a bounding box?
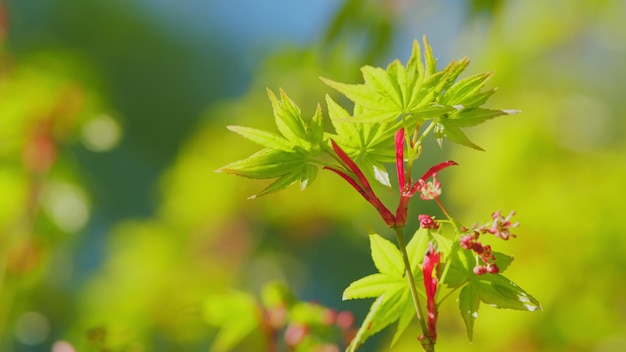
[342,230,430,351]
[321,37,460,186]
[322,36,517,154]
[203,291,259,352]
[321,37,456,129]
[433,66,520,150]
[446,247,541,341]
[216,88,325,198]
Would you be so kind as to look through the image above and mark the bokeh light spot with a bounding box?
[42,182,90,233]
[52,340,76,352]
[14,311,50,346]
[81,114,122,152]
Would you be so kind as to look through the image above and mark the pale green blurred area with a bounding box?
[1,0,625,351]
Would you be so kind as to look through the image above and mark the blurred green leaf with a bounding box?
[261,281,295,308]
[204,291,259,352]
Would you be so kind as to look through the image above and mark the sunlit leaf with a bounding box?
[361,65,403,109]
[217,149,306,179]
[250,169,302,199]
[435,122,484,151]
[439,58,470,94]
[226,125,293,152]
[343,231,426,350]
[423,36,438,76]
[370,233,404,276]
[406,227,431,272]
[325,96,396,187]
[444,108,518,128]
[430,231,454,257]
[308,103,325,151]
[267,88,308,145]
[343,273,404,300]
[322,37,456,129]
[320,77,390,113]
[218,89,326,197]
[442,72,493,106]
[459,88,497,108]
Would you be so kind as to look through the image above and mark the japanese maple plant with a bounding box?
[218,37,541,351]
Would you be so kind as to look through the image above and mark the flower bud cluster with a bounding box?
[460,231,499,275]
[418,214,439,230]
[459,210,519,275]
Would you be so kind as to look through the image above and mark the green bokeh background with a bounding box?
[1,0,625,351]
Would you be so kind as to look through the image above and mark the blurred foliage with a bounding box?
[0,0,625,351]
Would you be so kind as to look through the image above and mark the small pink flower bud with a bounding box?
[486,263,499,274]
[460,235,473,250]
[473,265,487,275]
[471,242,484,254]
[419,214,439,229]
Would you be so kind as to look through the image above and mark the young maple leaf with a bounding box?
[342,231,430,351]
[322,36,518,152]
[216,88,325,198]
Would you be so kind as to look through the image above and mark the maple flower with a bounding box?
[324,139,396,227]
[416,174,441,200]
[421,243,441,343]
[394,129,457,227]
[484,210,519,240]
